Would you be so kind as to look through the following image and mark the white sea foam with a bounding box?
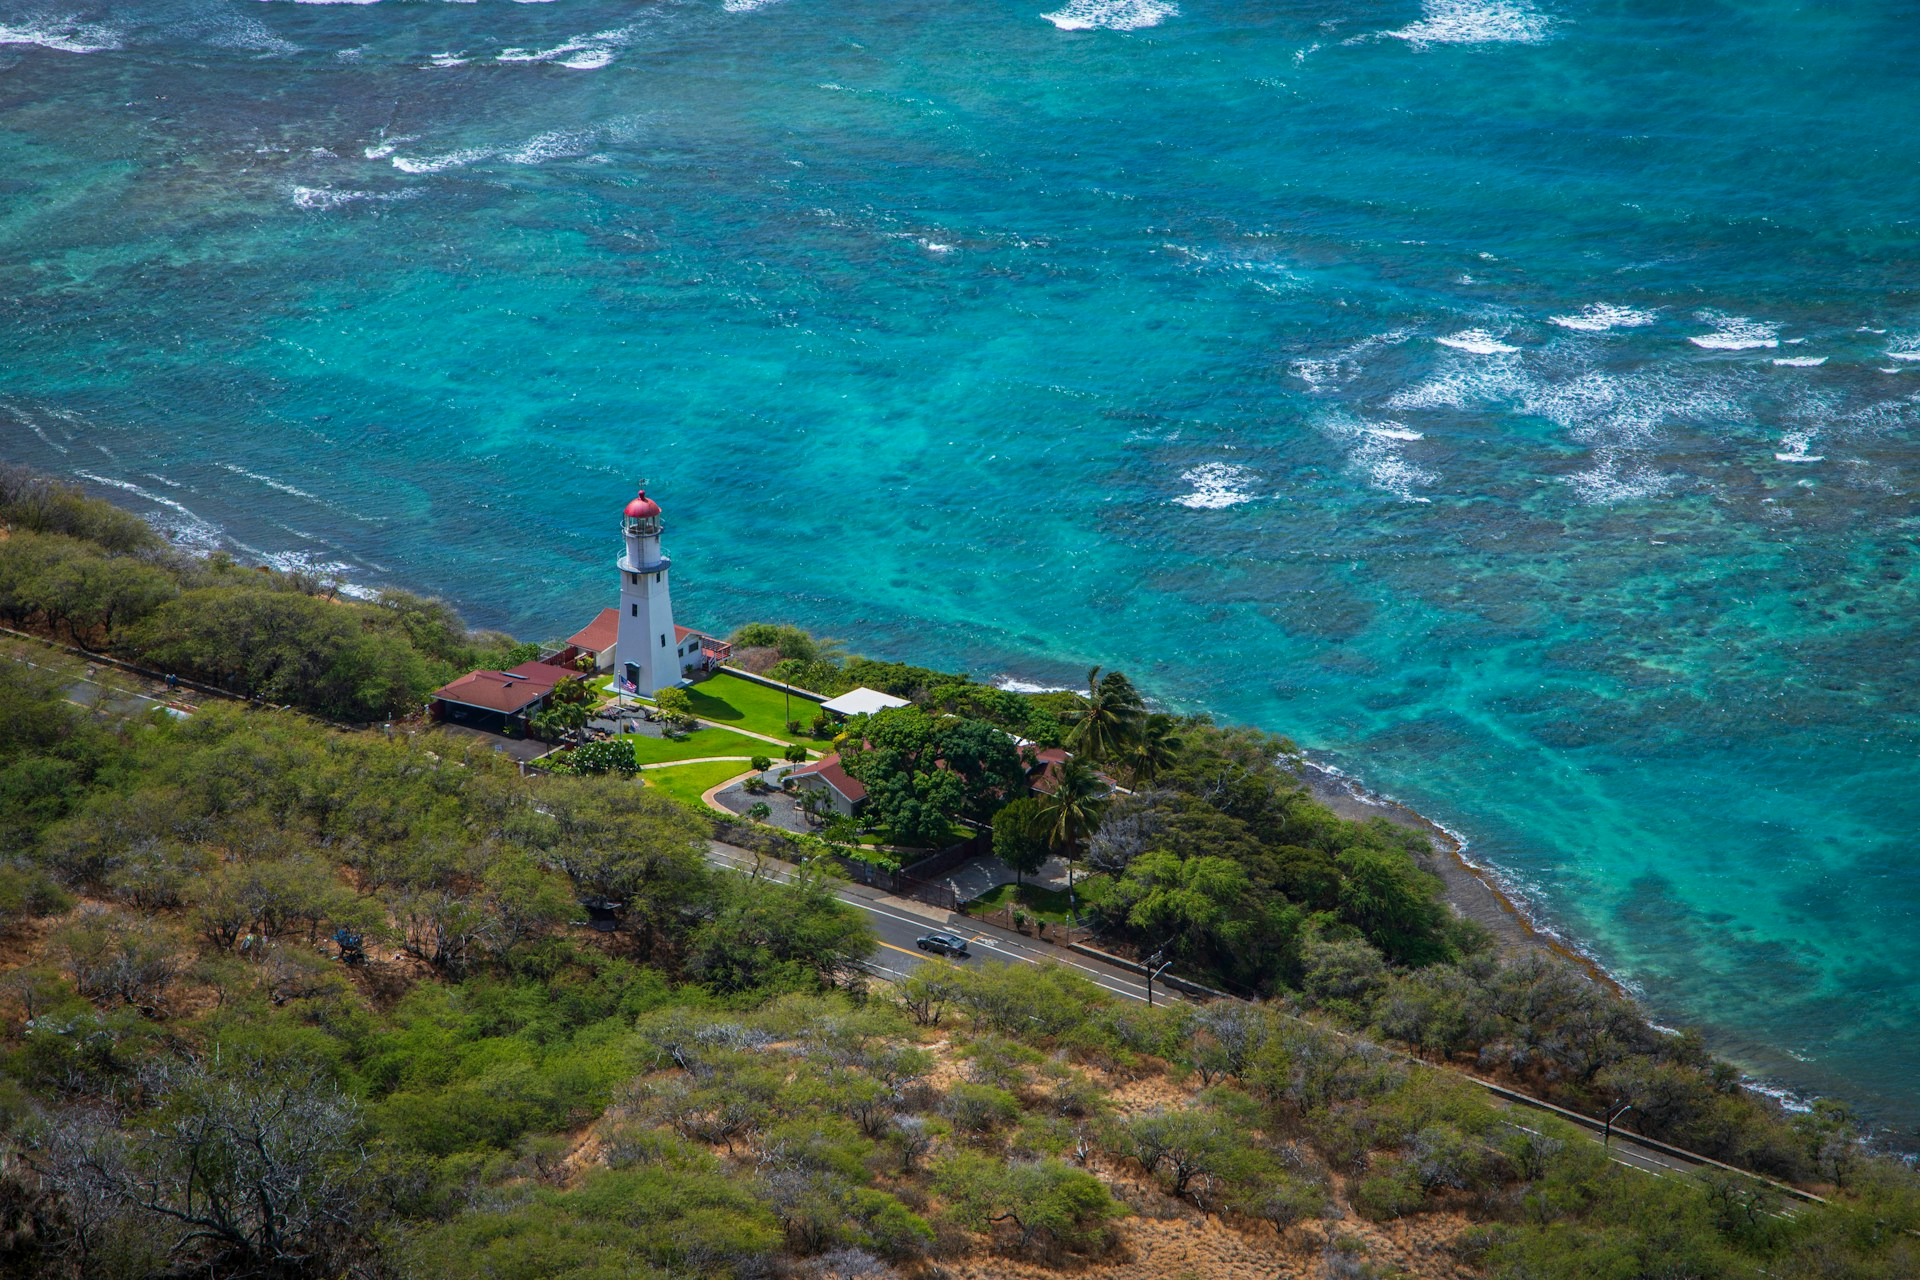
[219,463,321,500]
[198,14,299,55]
[1384,0,1552,46]
[1290,329,1411,392]
[1318,414,1436,502]
[1687,311,1779,350]
[1564,454,1674,504]
[497,25,633,67]
[993,677,1073,695]
[290,185,416,211]
[75,471,224,548]
[497,127,601,165]
[1774,428,1823,462]
[1886,350,1920,362]
[0,17,121,52]
[392,117,640,174]
[1172,462,1256,509]
[1436,328,1520,355]
[391,146,493,175]
[424,53,468,68]
[1172,458,1246,505]
[1771,356,1826,367]
[724,0,790,11]
[1548,303,1658,332]
[1041,0,1178,31]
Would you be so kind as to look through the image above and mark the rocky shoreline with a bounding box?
[1295,759,1624,990]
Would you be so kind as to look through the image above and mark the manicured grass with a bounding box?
[855,819,977,851]
[640,759,755,808]
[621,725,768,765]
[971,882,1078,924]
[683,671,825,743]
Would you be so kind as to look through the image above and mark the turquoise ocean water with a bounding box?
[2,0,1916,1131]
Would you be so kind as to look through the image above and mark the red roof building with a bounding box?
[430,660,572,731]
[787,752,867,817]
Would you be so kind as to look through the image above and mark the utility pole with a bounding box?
[1143,949,1174,1006]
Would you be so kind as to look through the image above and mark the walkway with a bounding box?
[636,755,753,770]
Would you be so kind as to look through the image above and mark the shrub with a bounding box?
[53,911,180,1012]
[751,755,773,773]
[1351,1165,1424,1221]
[933,1153,1121,1257]
[939,1082,1021,1135]
[747,802,772,821]
[561,738,638,776]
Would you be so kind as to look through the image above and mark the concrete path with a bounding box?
[636,756,754,770]
[690,716,817,753]
[699,769,760,811]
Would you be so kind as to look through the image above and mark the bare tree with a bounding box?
[36,1056,367,1276]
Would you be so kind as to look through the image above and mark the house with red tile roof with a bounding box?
[785,752,868,817]
[429,659,574,735]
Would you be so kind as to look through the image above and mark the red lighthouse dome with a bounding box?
[624,490,661,519]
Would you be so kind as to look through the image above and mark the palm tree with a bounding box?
[1124,713,1183,787]
[1065,666,1145,763]
[1038,756,1108,924]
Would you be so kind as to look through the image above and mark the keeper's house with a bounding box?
[428,660,572,735]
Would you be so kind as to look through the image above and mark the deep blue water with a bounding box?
[2,0,1917,1131]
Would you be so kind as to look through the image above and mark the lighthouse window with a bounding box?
[629,573,637,585]
[660,634,667,647]
[630,604,637,617]
[653,572,662,583]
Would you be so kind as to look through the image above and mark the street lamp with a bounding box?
[1603,1100,1634,1148]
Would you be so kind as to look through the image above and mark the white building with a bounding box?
[608,488,726,696]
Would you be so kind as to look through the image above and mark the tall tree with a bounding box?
[991,797,1050,887]
[1064,667,1144,763]
[1124,712,1184,786]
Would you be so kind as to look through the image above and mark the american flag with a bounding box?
[619,676,637,694]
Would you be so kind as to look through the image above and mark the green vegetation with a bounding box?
[682,669,820,742]
[4,520,1917,1280]
[839,704,1021,848]
[641,759,756,807]
[728,621,1069,744]
[971,882,1077,924]
[620,724,766,765]
[0,467,524,720]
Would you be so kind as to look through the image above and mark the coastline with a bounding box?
[1296,757,1627,993]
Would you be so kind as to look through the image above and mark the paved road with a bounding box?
[705,840,1164,1004]
[704,837,1824,1204]
[7,651,190,719]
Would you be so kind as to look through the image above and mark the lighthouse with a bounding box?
[614,488,678,697]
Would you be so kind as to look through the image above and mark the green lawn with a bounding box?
[683,671,825,744]
[855,818,977,851]
[640,759,755,808]
[971,882,1078,924]
[621,725,769,765]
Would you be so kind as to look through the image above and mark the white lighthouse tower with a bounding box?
[614,488,679,698]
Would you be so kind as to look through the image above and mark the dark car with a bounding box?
[915,931,971,959]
